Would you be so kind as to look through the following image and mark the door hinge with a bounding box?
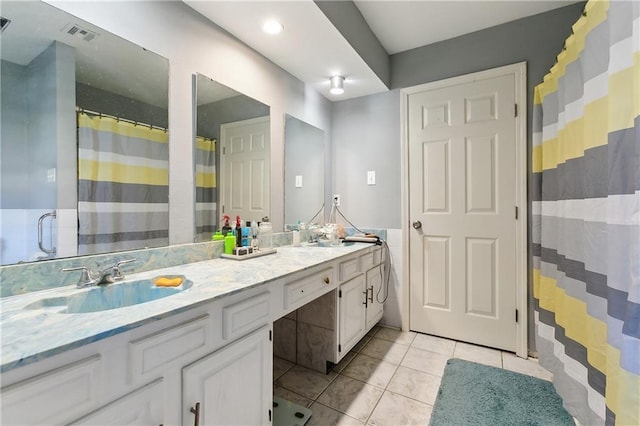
[222,146,226,155]
[338,290,342,298]
[514,103,518,117]
[515,309,519,323]
[338,344,342,353]
[269,330,272,341]
[268,409,272,422]
[515,206,519,220]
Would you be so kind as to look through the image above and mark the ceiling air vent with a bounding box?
[0,17,11,33]
[62,23,98,42]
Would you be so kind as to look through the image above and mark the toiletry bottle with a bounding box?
[258,221,273,250]
[224,233,236,254]
[250,221,259,249]
[212,231,224,241]
[241,227,250,246]
[235,216,242,247]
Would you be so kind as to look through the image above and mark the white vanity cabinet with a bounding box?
[70,379,165,426]
[337,246,384,357]
[1,243,384,425]
[338,274,367,353]
[183,326,272,426]
[365,264,385,330]
[0,287,273,426]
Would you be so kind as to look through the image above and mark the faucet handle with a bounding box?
[114,259,136,268]
[110,258,136,281]
[61,266,95,288]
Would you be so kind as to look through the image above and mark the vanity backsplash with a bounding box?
[0,228,386,297]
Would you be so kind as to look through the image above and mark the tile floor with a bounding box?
[273,325,554,426]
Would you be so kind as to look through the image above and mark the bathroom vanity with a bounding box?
[0,243,383,425]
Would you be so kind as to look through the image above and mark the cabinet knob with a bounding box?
[190,402,200,426]
[323,276,330,284]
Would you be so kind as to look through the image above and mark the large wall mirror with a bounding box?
[194,73,270,242]
[284,115,325,227]
[0,1,169,266]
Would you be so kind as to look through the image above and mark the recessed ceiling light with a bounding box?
[262,20,283,35]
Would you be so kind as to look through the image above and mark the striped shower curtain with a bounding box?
[532,1,639,425]
[77,112,169,255]
[195,136,217,240]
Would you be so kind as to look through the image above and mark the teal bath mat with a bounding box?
[430,358,573,426]
[273,396,312,426]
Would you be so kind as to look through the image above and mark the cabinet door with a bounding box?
[71,379,164,425]
[366,266,384,329]
[339,275,366,355]
[183,326,272,426]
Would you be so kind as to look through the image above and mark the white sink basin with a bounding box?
[24,276,193,314]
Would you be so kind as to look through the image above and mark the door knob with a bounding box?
[412,220,422,230]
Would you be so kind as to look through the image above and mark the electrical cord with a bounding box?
[376,239,392,304]
[304,202,325,226]
[334,204,391,304]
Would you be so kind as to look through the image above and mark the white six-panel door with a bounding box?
[408,70,521,352]
[220,116,270,223]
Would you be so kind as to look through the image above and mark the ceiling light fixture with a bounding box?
[329,75,345,95]
[262,20,283,35]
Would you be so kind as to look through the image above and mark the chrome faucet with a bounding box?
[62,259,136,288]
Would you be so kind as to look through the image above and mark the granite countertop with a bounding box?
[0,243,369,373]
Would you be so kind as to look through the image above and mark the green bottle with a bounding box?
[224,234,236,254]
[212,231,224,241]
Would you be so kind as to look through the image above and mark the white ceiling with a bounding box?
[185,0,580,100]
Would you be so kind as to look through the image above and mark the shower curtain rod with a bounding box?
[76,107,168,132]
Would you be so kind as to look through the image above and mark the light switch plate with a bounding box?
[367,170,376,185]
[295,175,303,188]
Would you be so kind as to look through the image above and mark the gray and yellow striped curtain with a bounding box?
[195,136,217,241]
[532,0,639,424]
[77,112,169,255]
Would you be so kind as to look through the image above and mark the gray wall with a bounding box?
[77,83,169,129]
[197,95,269,141]
[1,41,76,209]
[332,89,401,229]
[1,60,29,208]
[51,42,77,210]
[391,2,586,144]
[284,116,325,226]
[332,3,586,350]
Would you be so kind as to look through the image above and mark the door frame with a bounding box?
[400,62,528,357]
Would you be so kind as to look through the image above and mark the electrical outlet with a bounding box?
[333,194,340,206]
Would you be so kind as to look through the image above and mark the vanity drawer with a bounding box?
[1,355,101,425]
[360,252,375,270]
[222,292,270,342]
[284,268,334,310]
[339,258,360,282]
[128,314,211,384]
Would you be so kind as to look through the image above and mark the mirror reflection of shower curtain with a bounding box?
[77,112,169,255]
[195,136,217,241]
